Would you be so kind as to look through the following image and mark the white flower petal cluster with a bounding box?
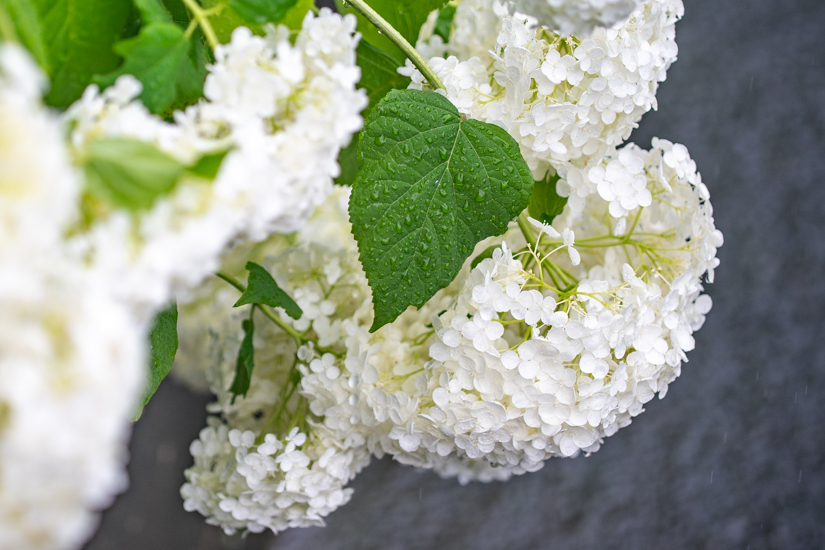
[0,46,77,256]
[408,0,683,176]
[1,10,364,546]
[0,45,144,550]
[403,140,719,476]
[179,188,372,535]
[416,0,508,61]
[182,419,368,535]
[509,0,643,36]
[294,141,720,483]
[66,9,366,319]
[180,138,721,505]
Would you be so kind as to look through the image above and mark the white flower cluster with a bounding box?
[509,0,643,36]
[0,45,144,550]
[67,9,366,319]
[179,136,721,533]
[309,139,720,482]
[0,9,364,549]
[409,0,683,177]
[414,140,721,471]
[180,188,372,534]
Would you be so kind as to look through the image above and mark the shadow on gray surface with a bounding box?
[84,0,825,548]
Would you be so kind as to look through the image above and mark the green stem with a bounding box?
[215,271,306,344]
[517,212,537,245]
[181,0,219,49]
[256,380,298,443]
[183,18,198,40]
[345,0,446,91]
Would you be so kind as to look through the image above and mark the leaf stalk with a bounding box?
[181,0,220,49]
[215,271,306,343]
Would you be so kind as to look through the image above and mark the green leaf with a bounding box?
[338,0,447,63]
[433,3,456,43]
[357,39,411,114]
[83,138,186,210]
[335,136,359,186]
[202,0,310,43]
[229,316,255,399]
[229,0,297,25]
[94,21,203,114]
[160,0,189,26]
[278,0,312,30]
[528,171,567,225]
[133,0,172,24]
[134,302,178,421]
[234,261,303,320]
[336,39,411,186]
[350,89,533,330]
[0,0,50,71]
[34,0,133,108]
[188,149,229,179]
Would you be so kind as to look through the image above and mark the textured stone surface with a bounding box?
[84,0,825,548]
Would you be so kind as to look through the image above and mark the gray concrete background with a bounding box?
[84,0,825,548]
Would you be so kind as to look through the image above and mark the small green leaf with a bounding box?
[433,3,456,42]
[234,261,303,320]
[338,0,447,63]
[335,136,359,186]
[35,0,133,108]
[336,40,411,186]
[134,302,178,421]
[470,245,499,269]
[95,22,202,114]
[229,0,297,25]
[528,171,567,225]
[188,149,229,179]
[350,89,533,330]
[229,316,255,399]
[84,138,186,210]
[0,0,50,71]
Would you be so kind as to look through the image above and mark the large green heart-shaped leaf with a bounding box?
[350,89,533,330]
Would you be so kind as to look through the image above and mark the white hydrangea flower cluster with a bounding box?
[179,137,721,530]
[179,188,373,535]
[0,10,364,548]
[0,46,77,255]
[509,0,643,36]
[66,9,366,319]
[386,139,721,476]
[0,45,145,550]
[416,0,508,61]
[408,0,683,177]
[257,141,720,486]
